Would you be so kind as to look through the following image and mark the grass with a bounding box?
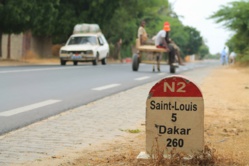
[137,138,238,166]
[119,129,141,133]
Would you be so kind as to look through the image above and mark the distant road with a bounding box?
[0,60,219,135]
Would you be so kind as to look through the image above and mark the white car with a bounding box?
[59,33,109,65]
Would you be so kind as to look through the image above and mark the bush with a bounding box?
[236,48,249,65]
[52,44,62,57]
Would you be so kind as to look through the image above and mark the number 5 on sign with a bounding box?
[164,82,186,93]
[171,113,177,122]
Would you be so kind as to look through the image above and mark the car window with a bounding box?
[101,35,108,44]
[68,36,97,45]
[98,36,104,45]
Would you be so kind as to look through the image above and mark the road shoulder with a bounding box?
[20,65,249,166]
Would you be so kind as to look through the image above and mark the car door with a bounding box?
[97,35,105,59]
[101,34,109,56]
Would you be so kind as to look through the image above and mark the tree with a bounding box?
[52,0,120,44]
[52,0,203,59]
[0,0,32,58]
[198,44,209,59]
[1,0,206,60]
[210,0,249,61]
[29,0,59,57]
[30,0,59,36]
[181,26,203,56]
[101,0,170,57]
[0,0,59,58]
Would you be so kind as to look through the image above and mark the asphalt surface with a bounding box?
[0,61,217,165]
[0,61,216,135]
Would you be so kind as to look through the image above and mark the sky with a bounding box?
[168,0,238,54]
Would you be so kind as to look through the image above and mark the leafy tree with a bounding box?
[102,0,170,57]
[210,0,249,62]
[52,0,204,59]
[181,26,203,56]
[52,0,120,44]
[198,44,209,59]
[0,0,32,58]
[52,0,173,58]
[30,0,59,36]
[0,0,207,60]
[29,0,59,57]
[0,0,59,58]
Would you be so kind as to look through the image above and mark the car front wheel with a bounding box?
[60,59,66,66]
[92,53,99,65]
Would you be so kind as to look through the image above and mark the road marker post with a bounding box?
[137,75,204,159]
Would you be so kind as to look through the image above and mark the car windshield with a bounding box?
[67,36,97,45]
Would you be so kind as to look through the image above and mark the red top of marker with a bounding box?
[149,76,203,97]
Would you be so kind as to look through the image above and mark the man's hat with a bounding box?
[163,22,170,31]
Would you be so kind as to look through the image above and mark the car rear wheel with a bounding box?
[101,57,107,65]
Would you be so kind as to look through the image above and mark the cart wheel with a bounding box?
[170,65,176,73]
[132,54,139,71]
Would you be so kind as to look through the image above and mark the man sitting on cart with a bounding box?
[154,22,176,70]
[137,20,158,68]
[134,21,176,73]
[138,20,154,45]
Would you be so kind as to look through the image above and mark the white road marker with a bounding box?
[92,84,120,91]
[0,66,89,74]
[0,100,61,117]
[134,76,150,81]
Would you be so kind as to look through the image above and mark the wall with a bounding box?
[2,34,23,60]
[1,32,52,60]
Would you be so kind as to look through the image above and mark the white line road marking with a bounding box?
[92,84,121,91]
[157,73,166,76]
[0,100,61,117]
[134,76,150,81]
[0,66,89,74]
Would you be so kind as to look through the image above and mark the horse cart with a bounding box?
[132,39,176,73]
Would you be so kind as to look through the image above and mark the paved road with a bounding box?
[0,61,219,165]
[0,61,217,135]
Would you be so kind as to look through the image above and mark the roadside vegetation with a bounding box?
[0,0,206,61]
[210,0,249,65]
[0,0,248,63]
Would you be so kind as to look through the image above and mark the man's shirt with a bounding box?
[138,26,148,43]
[155,30,166,46]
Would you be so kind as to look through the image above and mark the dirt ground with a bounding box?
[18,64,249,166]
